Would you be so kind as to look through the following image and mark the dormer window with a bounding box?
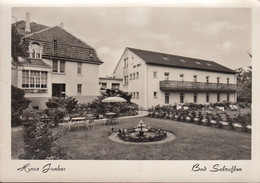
[29,41,42,59]
[89,53,93,61]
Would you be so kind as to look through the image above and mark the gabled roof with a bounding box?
[24,26,93,49]
[12,21,103,64]
[128,47,235,74]
[13,20,49,36]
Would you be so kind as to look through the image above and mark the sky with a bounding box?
[12,7,252,77]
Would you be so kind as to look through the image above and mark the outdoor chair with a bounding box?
[233,105,239,111]
[61,116,74,132]
[85,114,95,130]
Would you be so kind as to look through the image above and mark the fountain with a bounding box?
[117,120,168,143]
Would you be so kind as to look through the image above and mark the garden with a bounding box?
[12,116,251,160]
[11,86,251,160]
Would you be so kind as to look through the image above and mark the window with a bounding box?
[180,93,184,103]
[164,72,170,80]
[89,53,93,61]
[227,93,230,102]
[30,75,34,87]
[126,76,129,84]
[130,74,132,80]
[206,76,209,84]
[194,93,197,103]
[53,40,57,56]
[77,84,82,94]
[22,70,47,89]
[217,93,220,102]
[206,93,210,103]
[100,82,107,90]
[217,77,220,84]
[153,71,157,78]
[165,93,169,104]
[52,60,65,73]
[53,60,58,72]
[77,62,82,75]
[112,83,120,90]
[193,75,197,82]
[60,61,65,73]
[131,57,134,65]
[136,92,139,99]
[180,74,184,81]
[29,42,42,59]
[153,92,158,99]
[137,64,141,67]
[22,70,29,88]
[124,58,128,67]
[162,57,168,61]
[227,78,230,85]
[124,76,127,85]
[41,72,47,88]
[133,92,135,99]
[136,72,139,79]
[133,73,135,80]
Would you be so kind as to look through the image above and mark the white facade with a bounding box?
[12,58,100,109]
[113,48,237,109]
[99,77,123,93]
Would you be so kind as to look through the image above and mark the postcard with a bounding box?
[0,0,260,182]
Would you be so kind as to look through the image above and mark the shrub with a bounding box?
[11,85,31,126]
[87,89,138,116]
[45,97,77,126]
[19,109,65,159]
[237,102,246,109]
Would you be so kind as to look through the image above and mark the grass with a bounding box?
[12,116,251,160]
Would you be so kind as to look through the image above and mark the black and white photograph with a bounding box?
[1,0,260,182]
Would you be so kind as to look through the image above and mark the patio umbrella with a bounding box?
[102,96,127,103]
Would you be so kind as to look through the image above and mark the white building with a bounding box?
[113,47,237,109]
[12,13,103,109]
[99,77,123,93]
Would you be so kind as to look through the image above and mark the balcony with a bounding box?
[160,80,236,92]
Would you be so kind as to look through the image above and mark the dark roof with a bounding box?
[128,47,235,74]
[12,21,103,64]
[21,58,51,68]
[13,21,49,36]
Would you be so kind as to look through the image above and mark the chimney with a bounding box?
[25,12,31,32]
[60,22,64,29]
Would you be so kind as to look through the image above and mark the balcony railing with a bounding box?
[160,80,236,92]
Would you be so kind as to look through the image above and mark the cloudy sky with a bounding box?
[12,7,251,77]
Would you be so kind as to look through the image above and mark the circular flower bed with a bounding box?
[117,128,167,143]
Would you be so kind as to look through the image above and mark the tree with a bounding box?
[11,85,31,126]
[11,23,27,65]
[235,66,252,103]
[19,109,65,159]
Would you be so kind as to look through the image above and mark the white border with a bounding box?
[1,0,260,182]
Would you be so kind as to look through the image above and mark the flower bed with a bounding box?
[148,104,251,132]
[117,128,167,143]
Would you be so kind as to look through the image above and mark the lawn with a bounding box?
[12,116,251,160]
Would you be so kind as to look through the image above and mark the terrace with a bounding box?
[160,80,237,92]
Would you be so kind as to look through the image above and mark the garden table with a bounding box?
[105,112,117,125]
[68,117,86,131]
